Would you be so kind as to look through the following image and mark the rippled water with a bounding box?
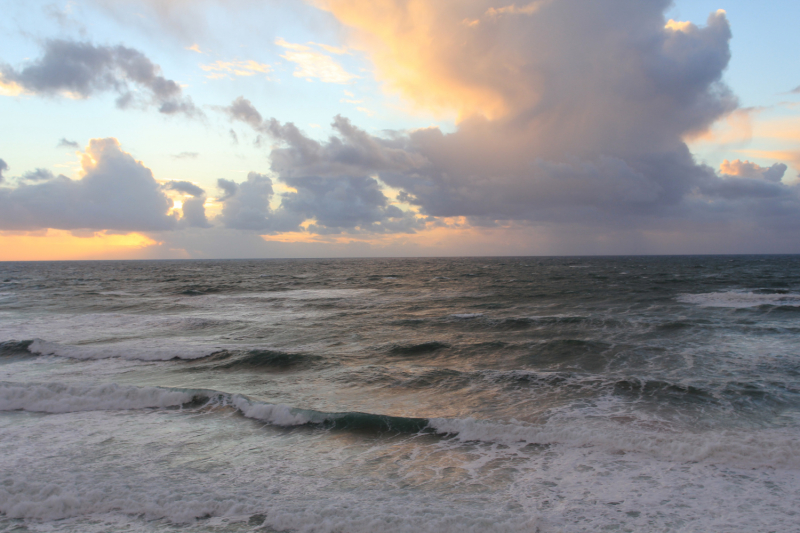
[1,256,799,532]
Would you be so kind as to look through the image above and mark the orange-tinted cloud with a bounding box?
[275,38,358,84]
[201,59,271,80]
[311,0,521,120]
[719,159,787,182]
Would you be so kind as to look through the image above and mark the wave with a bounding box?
[1,380,797,468]
[204,349,323,370]
[27,339,220,361]
[0,382,199,413]
[387,341,450,356]
[9,339,327,369]
[0,381,427,433]
[342,364,796,413]
[679,290,800,309]
[0,340,34,357]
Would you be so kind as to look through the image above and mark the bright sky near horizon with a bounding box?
[1,0,799,260]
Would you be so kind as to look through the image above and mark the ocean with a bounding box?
[1,256,799,532]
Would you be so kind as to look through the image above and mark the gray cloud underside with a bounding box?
[0,139,187,231]
[216,171,419,234]
[164,180,212,228]
[21,168,58,182]
[57,138,80,149]
[1,40,198,116]
[0,159,7,184]
[222,1,799,236]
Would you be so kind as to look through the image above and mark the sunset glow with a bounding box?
[1,0,799,259]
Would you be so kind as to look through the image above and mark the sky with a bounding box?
[1,0,799,260]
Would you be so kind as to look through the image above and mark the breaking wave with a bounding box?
[2,380,797,468]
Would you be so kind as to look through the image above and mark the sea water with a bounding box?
[1,256,799,532]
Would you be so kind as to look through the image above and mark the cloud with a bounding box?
[165,180,205,197]
[200,59,271,80]
[485,1,551,18]
[216,178,239,201]
[225,95,266,131]
[0,40,199,116]
[21,169,58,182]
[215,113,422,235]
[720,160,787,182]
[217,172,285,230]
[310,42,350,55]
[275,38,358,84]
[0,138,180,231]
[0,159,7,183]
[216,170,419,234]
[164,180,211,228]
[172,151,199,159]
[57,138,80,149]
[43,2,87,34]
[315,0,735,124]
[791,85,800,94]
[260,0,799,239]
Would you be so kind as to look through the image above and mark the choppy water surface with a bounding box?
[1,256,799,532]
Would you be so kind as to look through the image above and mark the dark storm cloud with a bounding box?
[0,40,199,117]
[222,2,800,239]
[0,138,178,231]
[57,138,80,149]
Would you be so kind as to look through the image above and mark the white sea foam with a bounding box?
[428,415,800,468]
[230,395,311,426]
[0,382,195,413]
[223,288,376,300]
[0,313,237,353]
[0,381,320,428]
[679,289,800,308]
[2,404,799,533]
[0,408,539,532]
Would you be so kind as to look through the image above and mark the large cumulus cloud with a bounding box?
[223,0,800,238]
[0,40,199,116]
[215,166,420,234]
[0,139,207,231]
[222,97,423,234]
